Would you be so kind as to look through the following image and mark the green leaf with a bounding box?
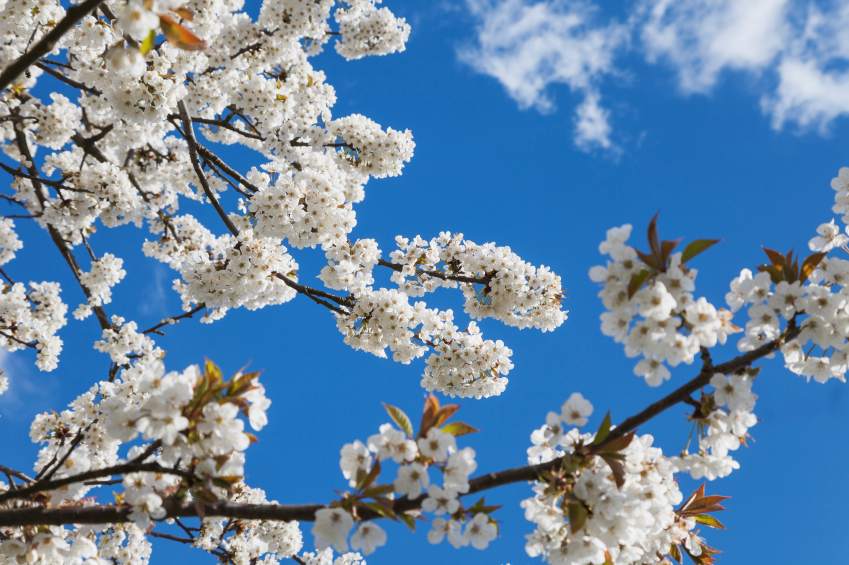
[442,421,479,437]
[398,512,416,531]
[590,412,612,446]
[361,484,394,498]
[467,497,501,515]
[139,29,156,55]
[627,269,651,299]
[204,359,223,383]
[693,513,725,530]
[355,459,381,491]
[382,402,413,438]
[568,499,589,533]
[361,500,396,520]
[681,239,720,263]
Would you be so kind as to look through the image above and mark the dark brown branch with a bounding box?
[166,113,265,141]
[0,325,799,527]
[177,101,240,237]
[377,258,491,286]
[271,272,351,315]
[37,425,89,482]
[0,460,186,505]
[11,118,111,330]
[34,62,100,95]
[0,0,105,92]
[142,304,206,335]
[195,144,260,193]
[0,465,33,485]
[149,531,195,544]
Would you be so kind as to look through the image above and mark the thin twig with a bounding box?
[176,101,240,237]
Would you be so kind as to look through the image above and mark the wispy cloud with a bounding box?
[460,0,849,152]
[0,350,58,422]
[138,264,170,317]
[459,0,626,151]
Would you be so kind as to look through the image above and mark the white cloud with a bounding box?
[574,93,613,150]
[640,0,790,92]
[139,265,169,317]
[460,0,849,151]
[763,3,849,130]
[459,0,626,151]
[766,58,849,130]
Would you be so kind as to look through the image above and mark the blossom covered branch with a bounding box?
[0,0,847,564]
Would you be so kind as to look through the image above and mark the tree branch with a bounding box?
[0,0,105,92]
[11,116,112,330]
[377,258,492,286]
[176,101,241,237]
[0,326,799,527]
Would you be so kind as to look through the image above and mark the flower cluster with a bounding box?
[389,232,566,331]
[0,0,566,414]
[334,0,412,60]
[314,396,496,557]
[590,221,736,386]
[0,218,22,266]
[195,484,304,563]
[22,360,270,529]
[672,372,757,480]
[336,288,514,398]
[0,0,573,561]
[0,279,67,371]
[75,253,127,320]
[522,394,723,565]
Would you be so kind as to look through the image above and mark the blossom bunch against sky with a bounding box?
[1,1,848,564]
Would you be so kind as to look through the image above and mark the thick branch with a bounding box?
[0,462,187,505]
[0,327,798,527]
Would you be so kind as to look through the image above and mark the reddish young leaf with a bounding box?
[660,238,680,263]
[433,404,460,428]
[173,6,194,20]
[159,14,206,51]
[647,213,661,257]
[763,247,785,266]
[418,394,440,437]
[801,251,826,282]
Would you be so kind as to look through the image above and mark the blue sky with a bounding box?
[3,1,849,563]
